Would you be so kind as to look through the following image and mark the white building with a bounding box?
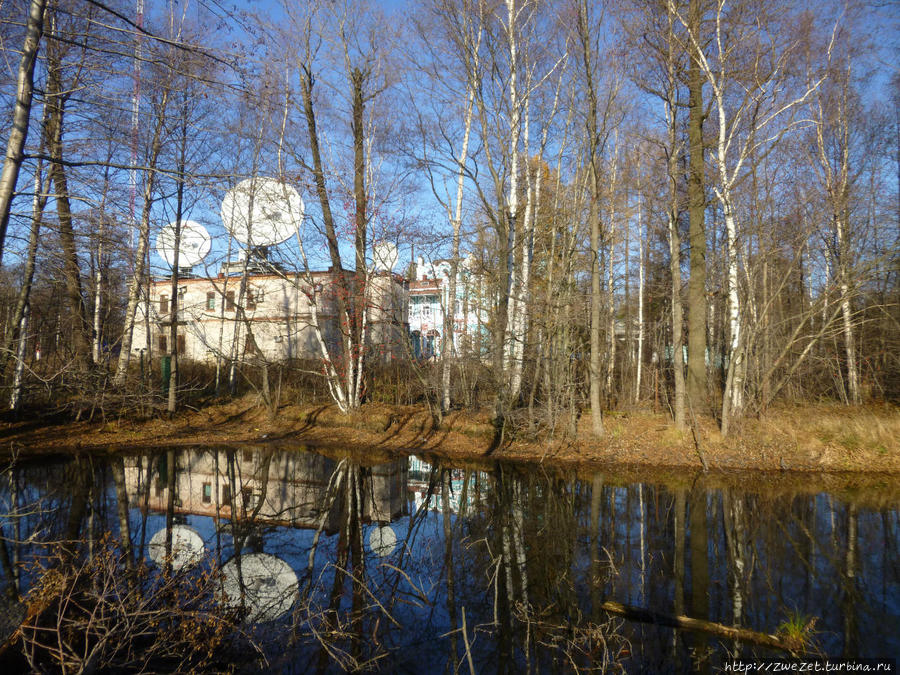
[131,265,408,364]
[407,256,489,359]
[124,447,409,529]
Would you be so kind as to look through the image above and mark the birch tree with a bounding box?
[670,0,832,434]
[410,0,484,416]
[0,0,45,264]
[810,53,861,404]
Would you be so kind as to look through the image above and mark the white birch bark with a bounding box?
[9,305,28,411]
[811,57,859,404]
[669,0,832,434]
[605,132,619,396]
[92,218,103,365]
[441,83,476,413]
[635,193,644,404]
[0,0,46,263]
[502,0,522,394]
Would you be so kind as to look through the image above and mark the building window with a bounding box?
[241,486,257,510]
[226,291,235,311]
[159,295,168,313]
[246,288,263,310]
[158,335,167,352]
[222,484,231,506]
[202,482,212,504]
[206,292,215,310]
[177,334,186,355]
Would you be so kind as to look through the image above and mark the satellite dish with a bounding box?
[148,525,205,570]
[220,553,298,622]
[372,241,399,272]
[367,524,397,557]
[156,220,211,268]
[221,178,305,248]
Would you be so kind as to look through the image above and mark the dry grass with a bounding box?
[2,397,898,476]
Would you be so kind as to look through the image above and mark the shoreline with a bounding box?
[1,398,897,476]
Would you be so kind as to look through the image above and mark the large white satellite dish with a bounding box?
[221,178,305,247]
[156,220,211,268]
[367,524,397,557]
[372,241,399,272]
[220,553,298,622]
[148,525,205,570]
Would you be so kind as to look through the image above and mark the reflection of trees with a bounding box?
[450,464,627,673]
[1,451,898,669]
[0,454,261,672]
[288,456,424,672]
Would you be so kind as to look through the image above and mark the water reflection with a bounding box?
[0,447,897,672]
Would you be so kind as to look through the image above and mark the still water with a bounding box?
[0,446,897,672]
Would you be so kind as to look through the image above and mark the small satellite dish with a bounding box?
[367,524,397,557]
[372,241,399,272]
[220,553,298,623]
[148,525,205,570]
[221,178,305,248]
[156,220,211,268]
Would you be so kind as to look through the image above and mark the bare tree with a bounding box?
[0,0,45,264]
[669,0,833,434]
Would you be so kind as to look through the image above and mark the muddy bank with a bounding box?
[2,398,898,475]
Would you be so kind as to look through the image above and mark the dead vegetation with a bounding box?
[0,398,897,476]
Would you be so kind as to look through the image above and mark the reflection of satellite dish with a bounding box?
[148,525,205,570]
[367,525,397,557]
[220,553,298,622]
[373,241,399,272]
[221,178,305,247]
[156,220,211,268]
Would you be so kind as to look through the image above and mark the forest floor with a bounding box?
[1,396,898,478]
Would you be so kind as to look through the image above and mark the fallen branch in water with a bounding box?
[600,600,801,653]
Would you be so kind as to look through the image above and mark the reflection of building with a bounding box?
[131,265,408,363]
[406,456,484,514]
[408,257,488,359]
[124,448,409,530]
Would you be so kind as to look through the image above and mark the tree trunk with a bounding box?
[442,85,475,414]
[577,0,606,437]
[669,208,686,429]
[605,136,619,399]
[46,57,92,371]
[0,109,50,381]
[720,196,745,436]
[590,190,604,436]
[635,193,645,404]
[9,305,28,411]
[115,88,169,386]
[0,0,46,264]
[167,100,189,414]
[686,0,707,413]
[298,59,360,412]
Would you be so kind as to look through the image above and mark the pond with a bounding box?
[0,445,897,672]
